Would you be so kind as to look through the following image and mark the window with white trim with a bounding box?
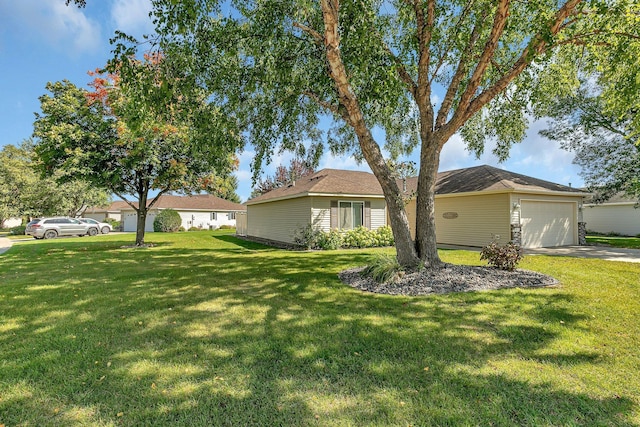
[339,201,364,229]
[228,212,236,220]
[210,212,217,221]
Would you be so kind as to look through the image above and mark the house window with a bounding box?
[339,201,364,229]
[228,212,236,220]
[210,212,217,221]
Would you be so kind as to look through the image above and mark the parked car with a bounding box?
[25,217,99,239]
[79,218,112,234]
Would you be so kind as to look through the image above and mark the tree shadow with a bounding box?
[0,234,636,425]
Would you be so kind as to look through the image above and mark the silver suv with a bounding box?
[25,217,99,239]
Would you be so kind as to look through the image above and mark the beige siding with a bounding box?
[311,197,386,231]
[247,197,312,244]
[369,199,387,229]
[404,199,417,239]
[583,203,640,236]
[310,197,331,231]
[434,193,511,247]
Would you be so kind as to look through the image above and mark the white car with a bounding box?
[79,218,112,234]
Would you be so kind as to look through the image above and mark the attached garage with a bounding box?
[520,201,576,248]
[404,165,588,249]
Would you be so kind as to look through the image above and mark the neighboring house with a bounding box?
[1,217,22,228]
[245,166,588,248]
[83,201,130,222]
[120,194,246,232]
[582,194,640,236]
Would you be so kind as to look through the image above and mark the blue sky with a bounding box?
[0,0,584,202]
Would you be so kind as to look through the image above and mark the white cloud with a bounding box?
[318,152,371,172]
[111,0,154,37]
[438,134,474,171]
[0,0,101,54]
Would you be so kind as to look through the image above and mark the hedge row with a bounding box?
[293,225,394,250]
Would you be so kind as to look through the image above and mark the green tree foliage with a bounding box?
[540,83,640,202]
[0,143,33,225]
[153,209,182,232]
[107,0,637,266]
[0,141,109,224]
[537,9,640,203]
[33,53,242,246]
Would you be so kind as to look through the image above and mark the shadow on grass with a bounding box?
[0,233,636,425]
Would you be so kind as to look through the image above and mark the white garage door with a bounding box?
[123,212,138,232]
[521,201,575,248]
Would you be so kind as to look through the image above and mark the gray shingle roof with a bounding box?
[247,169,384,204]
[125,194,246,211]
[248,165,586,205]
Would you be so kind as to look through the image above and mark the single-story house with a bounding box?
[582,194,640,236]
[244,165,588,248]
[120,194,246,232]
[83,201,130,222]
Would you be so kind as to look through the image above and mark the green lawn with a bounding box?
[1,230,638,426]
[587,235,640,249]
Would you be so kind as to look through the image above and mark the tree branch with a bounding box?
[293,21,324,46]
[302,90,349,121]
[381,43,417,97]
[435,12,487,128]
[443,0,583,140]
[428,0,476,83]
[456,0,511,113]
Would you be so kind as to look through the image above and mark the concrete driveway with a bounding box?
[439,243,640,263]
[0,237,12,255]
[525,245,640,263]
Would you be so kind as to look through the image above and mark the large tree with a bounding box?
[98,0,636,266]
[540,82,639,203]
[33,54,241,246]
[538,9,640,203]
[0,141,109,223]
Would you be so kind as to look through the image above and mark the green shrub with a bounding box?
[362,253,404,283]
[219,225,235,230]
[316,229,343,250]
[188,227,201,231]
[178,226,185,232]
[292,224,322,249]
[374,226,395,247]
[343,226,378,248]
[104,218,121,231]
[153,209,182,232]
[293,225,395,250]
[10,225,26,235]
[480,241,524,271]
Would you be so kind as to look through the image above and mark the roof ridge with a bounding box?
[481,165,512,190]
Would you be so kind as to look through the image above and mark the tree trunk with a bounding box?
[135,190,148,246]
[135,208,147,246]
[375,166,420,269]
[415,138,443,268]
[320,0,419,269]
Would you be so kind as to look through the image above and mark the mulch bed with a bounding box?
[339,263,559,296]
